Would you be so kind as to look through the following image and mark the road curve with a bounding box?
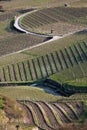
[1,9,86,59]
[14,9,51,37]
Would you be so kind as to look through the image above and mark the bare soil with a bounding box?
[34,22,87,36]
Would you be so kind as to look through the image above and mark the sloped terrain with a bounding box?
[0,41,87,85]
[0,0,87,130]
[20,7,87,35]
[0,94,28,129]
[0,33,49,56]
[23,100,84,130]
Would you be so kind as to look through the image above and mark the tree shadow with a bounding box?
[5,19,24,33]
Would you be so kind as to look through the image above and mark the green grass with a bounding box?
[0,20,13,37]
[57,94,87,102]
[0,86,61,101]
[50,61,87,84]
[65,77,87,86]
[81,101,87,121]
[0,96,5,109]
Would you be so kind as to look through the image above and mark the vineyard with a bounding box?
[21,100,84,130]
[20,6,87,34]
[0,0,87,130]
[0,33,48,56]
[0,41,87,84]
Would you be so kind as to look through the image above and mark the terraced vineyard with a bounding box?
[22,100,84,130]
[20,7,87,34]
[1,0,87,130]
[0,41,87,84]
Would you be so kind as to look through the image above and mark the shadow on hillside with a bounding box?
[5,19,24,34]
[17,8,34,14]
[74,29,87,35]
[30,84,60,96]
[30,79,73,97]
[30,78,87,97]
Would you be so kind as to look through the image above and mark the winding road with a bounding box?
[0,9,86,59]
[14,9,87,50]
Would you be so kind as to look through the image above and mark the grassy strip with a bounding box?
[54,104,72,122]
[0,96,5,109]
[0,81,33,86]
[65,77,87,87]
[45,103,63,126]
[25,103,39,127]
[79,101,87,122]
[35,102,53,128]
[66,103,79,119]
[0,86,61,101]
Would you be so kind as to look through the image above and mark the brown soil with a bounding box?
[26,101,54,130]
[51,104,70,123]
[39,101,59,129]
[23,105,35,125]
[23,101,84,130]
[59,122,87,130]
[58,103,77,119]
[0,94,26,122]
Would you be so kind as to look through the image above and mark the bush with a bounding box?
[0,97,5,109]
